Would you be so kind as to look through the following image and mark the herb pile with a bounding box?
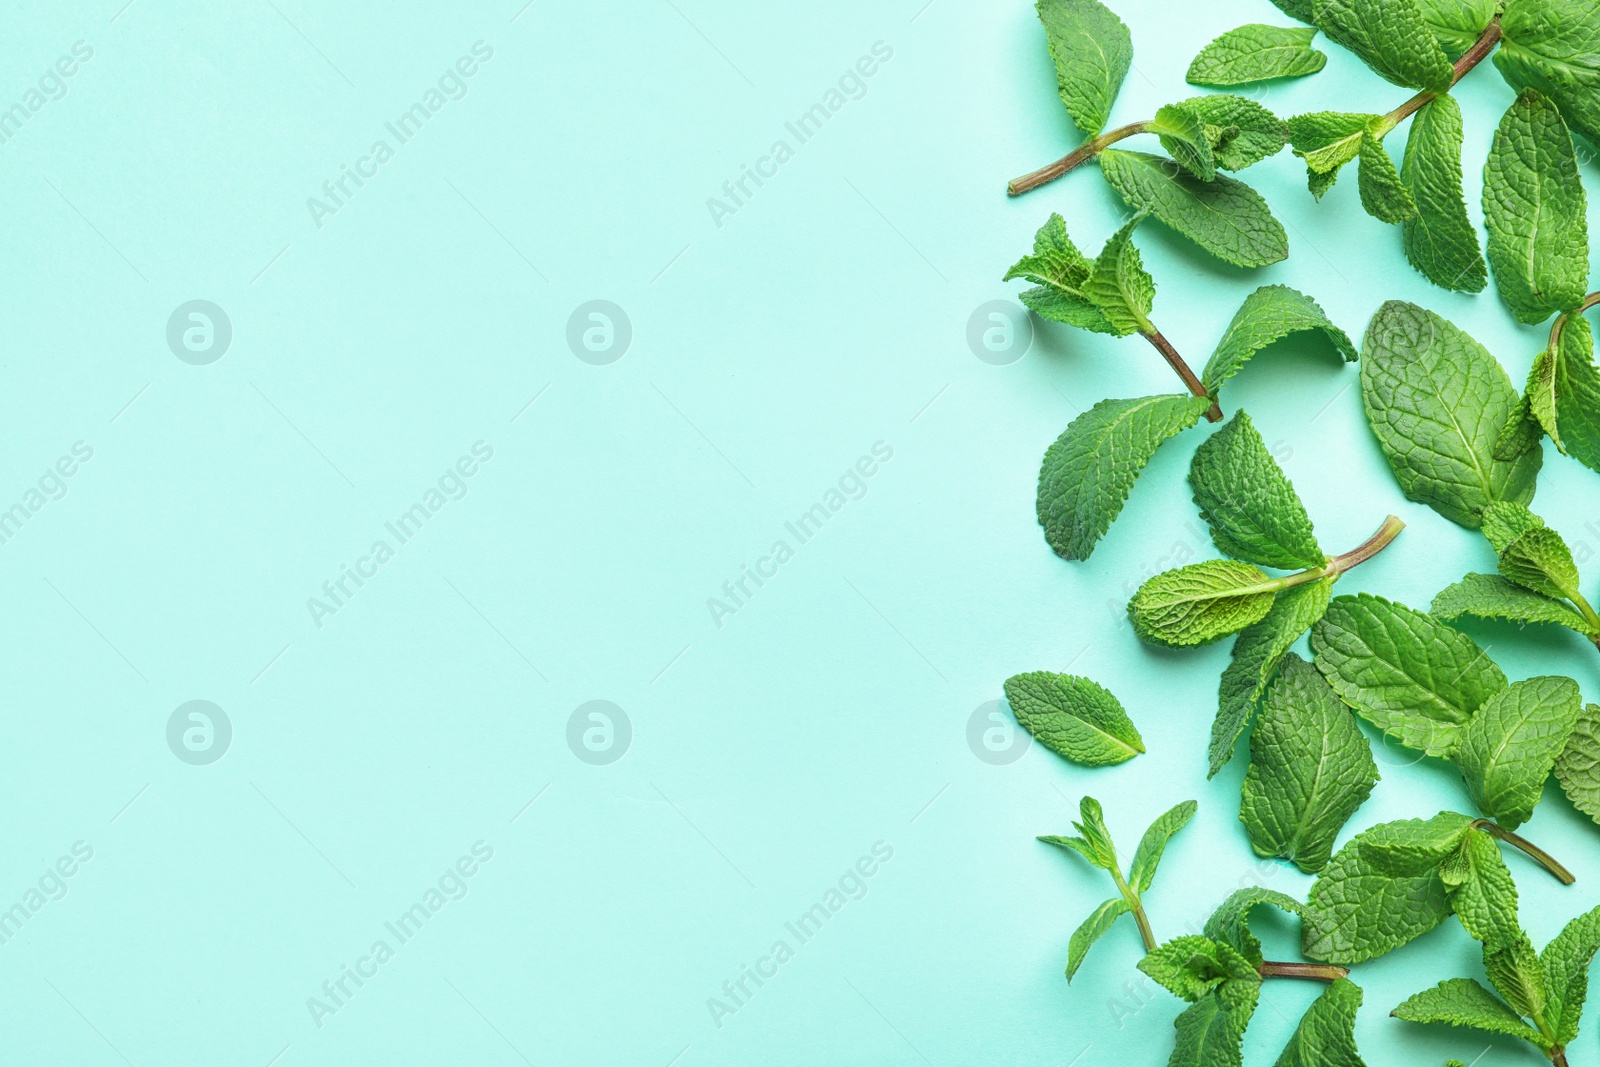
[998,1,1600,1064]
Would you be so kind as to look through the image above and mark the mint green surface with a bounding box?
[0,2,1597,1065]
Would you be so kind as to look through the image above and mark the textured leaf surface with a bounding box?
[1499,528,1583,601]
[1205,886,1305,967]
[1443,828,1520,946]
[1180,95,1289,171]
[1288,112,1381,197]
[1211,579,1334,777]
[1035,0,1132,137]
[1496,0,1600,148]
[1004,671,1144,766]
[1401,94,1488,292]
[1481,500,1546,553]
[1099,149,1289,268]
[1555,704,1600,827]
[1201,284,1357,395]
[1353,811,1473,876]
[1303,824,1452,963]
[1129,560,1277,648]
[1416,0,1497,58]
[1150,103,1217,181]
[1485,933,1548,1022]
[1083,212,1157,335]
[1066,897,1132,980]
[1392,978,1546,1046]
[1358,132,1419,223]
[1188,25,1327,86]
[1542,903,1600,1045]
[1039,833,1104,868]
[1360,301,1541,528]
[1432,573,1596,636]
[1455,675,1583,828]
[1074,796,1119,869]
[1139,935,1258,1002]
[1269,0,1315,20]
[1274,979,1366,1067]
[1242,654,1379,873]
[1168,981,1259,1067]
[1553,313,1600,473]
[1189,411,1324,569]
[1311,594,1507,757]
[1036,394,1212,560]
[1130,799,1198,893]
[1311,0,1455,90]
[1004,214,1120,334]
[1483,89,1590,325]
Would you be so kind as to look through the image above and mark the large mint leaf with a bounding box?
[1129,799,1198,893]
[1401,94,1488,293]
[1098,149,1289,268]
[1004,214,1120,334]
[1189,411,1324,570]
[1187,25,1327,86]
[1168,981,1260,1067]
[1455,676,1583,828]
[1311,0,1456,90]
[1303,823,1452,963]
[1417,0,1497,59]
[1311,593,1507,757]
[1392,978,1547,1046]
[1201,284,1357,396]
[1542,903,1600,1046]
[1035,0,1132,137]
[1555,703,1600,827]
[1004,671,1144,766]
[1432,573,1597,637]
[1129,559,1278,648]
[1036,394,1212,560]
[1360,301,1541,528]
[1242,654,1379,874]
[1066,897,1133,980]
[1274,978,1366,1067]
[1211,579,1334,777]
[1205,887,1305,967]
[1496,0,1600,148]
[1483,89,1590,325]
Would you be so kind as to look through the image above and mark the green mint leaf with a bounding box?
[1274,978,1366,1067]
[1074,795,1120,869]
[1129,560,1279,648]
[1496,0,1600,149]
[1139,935,1259,1002]
[1004,671,1145,766]
[1269,0,1316,22]
[1130,799,1199,893]
[1360,301,1542,528]
[1353,812,1474,877]
[1542,903,1600,1046]
[1212,579,1335,777]
[1083,211,1157,334]
[1189,411,1324,570]
[1494,391,1546,461]
[1524,346,1562,447]
[1038,833,1108,868]
[1206,886,1305,967]
[1169,981,1260,1067]
[1288,112,1382,198]
[1150,103,1218,181]
[1551,314,1600,474]
[1391,977,1548,1047]
[1443,827,1520,946]
[1455,675,1584,828]
[1034,0,1132,137]
[1499,529,1584,601]
[1358,132,1420,223]
[1311,594,1507,758]
[1432,573,1598,637]
[1201,284,1357,397]
[1036,394,1212,560]
[1187,25,1328,86]
[1401,95,1489,293]
[1004,214,1121,335]
[1098,149,1290,268]
[1485,933,1548,1023]
[1555,704,1600,828]
[1416,0,1497,59]
[1066,896,1133,980]
[1303,823,1452,963]
[1483,89,1590,325]
[1241,654,1379,874]
[1311,0,1456,90]
[1480,500,1545,553]
[1179,95,1288,171]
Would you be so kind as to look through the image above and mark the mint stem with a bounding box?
[1382,17,1503,130]
[1258,960,1349,981]
[1548,291,1600,352]
[1231,515,1406,597]
[1141,327,1224,422]
[1476,821,1576,885]
[1110,866,1159,952]
[1008,120,1152,196]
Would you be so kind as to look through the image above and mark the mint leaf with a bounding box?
[1129,559,1279,648]
[1004,214,1120,334]
[1360,301,1542,528]
[1035,0,1132,137]
[1130,799,1198,893]
[1416,0,1497,59]
[1181,95,1288,171]
[1555,703,1600,827]
[1303,823,1453,963]
[1496,0,1600,149]
[1206,886,1305,967]
[1274,978,1366,1067]
[1098,149,1290,268]
[1542,903,1600,1046]
[1169,981,1260,1067]
[1038,833,1106,868]
[1187,25,1327,86]
[1483,89,1590,325]
[1485,933,1548,1022]
[1139,935,1258,1002]
[1480,500,1546,553]
[1455,675,1583,828]
[1201,284,1357,397]
[1189,411,1324,570]
[1311,0,1456,90]
[1004,671,1145,766]
[1288,112,1382,197]
[1432,573,1597,637]
[1083,212,1157,334]
[1269,0,1315,21]
[1401,94,1488,293]
[1500,528,1584,601]
[1242,654,1379,874]
[1150,103,1218,181]
[1036,394,1213,560]
[1311,594,1507,758]
[1074,796,1119,869]
[1443,828,1520,946]
[1552,313,1600,473]
[1392,977,1548,1047]
[1358,132,1419,223]
[1066,896,1133,980]
[1354,812,1474,876]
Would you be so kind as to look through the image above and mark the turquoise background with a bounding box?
[0,0,1597,1063]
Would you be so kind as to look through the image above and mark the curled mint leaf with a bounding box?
[1179,95,1288,171]
[1357,132,1419,223]
[1205,886,1305,967]
[1542,904,1600,1046]
[1139,935,1258,1002]
[1149,102,1217,181]
[1201,284,1357,397]
[1004,214,1120,334]
[1303,823,1453,964]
